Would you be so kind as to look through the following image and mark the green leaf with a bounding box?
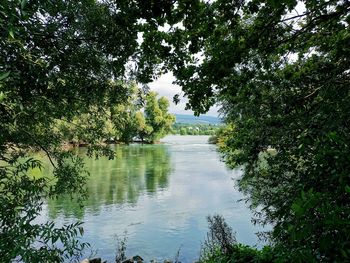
[0,92,6,102]
[78,226,84,236]
[21,0,28,10]
[345,185,350,194]
[291,202,304,217]
[0,71,10,81]
[9,30,14,39]
[52,235,59,244]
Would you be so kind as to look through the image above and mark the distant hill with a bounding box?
[174,114,222,124]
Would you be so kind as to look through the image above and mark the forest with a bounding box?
[1,0,349,262]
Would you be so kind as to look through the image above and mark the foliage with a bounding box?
[55,109,114,147]
[142,91,175,143]
[109,82,143,144]
[200,244,275,263]
[200,215,275,263]
[2,0,349,261]
[200,214,236,258]
[172,123,220,136]
[115,232,128,263]
[0,157,89,262]
[159,0,350,261]
[208,124,235,145]
[0,0,175,261]
[54,84,175,145]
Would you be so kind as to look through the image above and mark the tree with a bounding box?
[109,87,174,144]
[142,91,175,143]
[55,108,115,147]
[110,82,142,144]
[0,0,176,261]
[54,86,175,145]
[156,0,350,261]
[134,111,152,143]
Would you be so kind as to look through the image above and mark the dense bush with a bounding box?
[165,0,350,261]
[200,215,275,263]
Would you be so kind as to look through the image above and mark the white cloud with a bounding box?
[148,73,219,116]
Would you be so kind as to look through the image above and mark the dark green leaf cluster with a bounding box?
[164,0,350,261]
[0,0,176,261]
[0,157,89,262]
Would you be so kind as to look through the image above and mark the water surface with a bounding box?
[41,135,263,262]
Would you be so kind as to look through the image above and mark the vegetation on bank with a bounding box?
[199,215,274,263]
[171,123,221,136]
[56,86,175,145]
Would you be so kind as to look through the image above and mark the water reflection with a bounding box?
[47,144,172,219]
[41,136,264,262]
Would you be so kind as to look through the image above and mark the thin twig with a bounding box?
[22,130,57,169]
[303,87,321,99]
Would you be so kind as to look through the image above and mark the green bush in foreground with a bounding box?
[201,244,275,263]
[200,215,277,263]
[161,0,350,261]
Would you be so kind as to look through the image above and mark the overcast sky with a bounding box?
[148,72,219,117]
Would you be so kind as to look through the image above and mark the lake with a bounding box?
[39,135,264,262]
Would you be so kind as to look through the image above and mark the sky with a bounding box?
[148,72,219,117]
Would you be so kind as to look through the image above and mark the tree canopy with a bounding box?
[0,0,174,261]
[158,0,349,261]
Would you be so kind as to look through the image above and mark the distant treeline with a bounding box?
[171,123,222,136]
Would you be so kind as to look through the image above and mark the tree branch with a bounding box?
[22,130,57,169]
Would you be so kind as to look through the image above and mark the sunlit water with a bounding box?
[39,135,265,262]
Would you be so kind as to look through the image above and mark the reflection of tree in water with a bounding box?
[47,144,172,219]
